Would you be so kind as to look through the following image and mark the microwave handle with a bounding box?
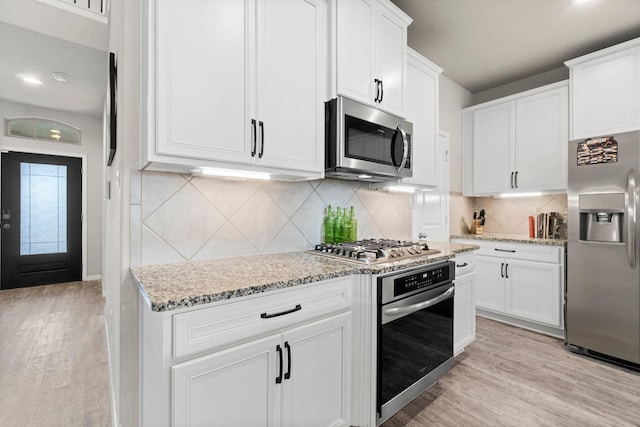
[395,126,409,174]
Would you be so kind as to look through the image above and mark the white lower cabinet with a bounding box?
[475,255,562,327]
[172,313,351,427]
[453,252,476,355]
[452,239,565,337]
[172,334,282,427]
[140,277,353,427]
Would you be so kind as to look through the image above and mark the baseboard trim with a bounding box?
[86,274,102,282]
[104,311,119,427]
[477,309,565,339]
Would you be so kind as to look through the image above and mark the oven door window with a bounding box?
[378,284,454,408]
[344,115,410,169]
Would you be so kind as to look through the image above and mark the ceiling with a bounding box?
[0,22,107,118]
[390,0,640,93]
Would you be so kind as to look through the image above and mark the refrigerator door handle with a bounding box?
[626,168,638,269]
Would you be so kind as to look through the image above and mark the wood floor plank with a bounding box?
[0,281,111,427]
[383,317,640,427]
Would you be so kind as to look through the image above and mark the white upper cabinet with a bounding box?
[463,81,568,196]
[331,0,411,117]
[402,48,442,187]
[514,87,568,192]
[566,37,640,140]
[470,101,514,194]
[142,0,326,179]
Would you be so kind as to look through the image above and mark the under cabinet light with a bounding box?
[192,167,271,181]
[385,186,417,193]
[495,192,543,198]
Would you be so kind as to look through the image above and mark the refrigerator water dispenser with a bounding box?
[579,193,624,243]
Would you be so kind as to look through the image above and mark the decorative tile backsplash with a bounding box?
[471,194,568,235]
[130,172,412,266]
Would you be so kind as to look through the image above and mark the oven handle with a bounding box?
[383,286,454,318]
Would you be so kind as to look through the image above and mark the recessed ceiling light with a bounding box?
[17,74,43,85]
[52,72,68,82]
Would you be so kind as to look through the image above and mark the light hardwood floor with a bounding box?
[383,316,640,427]
[0,281,111,427]
[2,282,639,427]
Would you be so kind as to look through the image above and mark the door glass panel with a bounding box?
[20,162,68,255]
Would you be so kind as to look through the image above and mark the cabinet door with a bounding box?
[281,313,351,427]
[571,47,640,139]
[376,0,407,115]
[154,0,253,164]
[454,272,476,355]
[474,255,505,312]
[505,259,562,327]
[172,334,282,427]
[404,52,439,186]
[256,0,325,172]
[336,0,376,105]
[472,102,514,194]
[515,86,568,192]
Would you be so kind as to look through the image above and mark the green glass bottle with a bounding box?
[324,205,335,244]
[343,208,352,242]
[349,206,357,241]
[335,207,344,243]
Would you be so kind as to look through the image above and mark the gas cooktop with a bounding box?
[311,239,440,265]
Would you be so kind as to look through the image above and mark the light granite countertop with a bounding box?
[131,241,479,312]
[450,233,566,247]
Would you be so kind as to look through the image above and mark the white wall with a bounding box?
[0,0,107,51]
[0,99,103,278]
[473,66,568,105]
[104,0,140,425]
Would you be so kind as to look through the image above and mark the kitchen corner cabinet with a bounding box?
[453,240,564,338]
[141,0,326,179]
[462,81,568,196]
[454,252,476,355]
[401,48,442,187]
[140,277,352,427]
[566,37,640,140]
[330,0,411,117]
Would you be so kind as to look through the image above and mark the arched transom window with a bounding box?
[5,117,81,144]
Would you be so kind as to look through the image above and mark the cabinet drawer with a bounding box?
[474,242,562,264]
[454,252,475,277]
[173,277,352,359]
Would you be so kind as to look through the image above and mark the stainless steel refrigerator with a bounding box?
[567,130,640,368]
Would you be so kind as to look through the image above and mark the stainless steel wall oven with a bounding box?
[376,261,455,424]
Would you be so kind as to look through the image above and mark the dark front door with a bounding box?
[1,152,82,289]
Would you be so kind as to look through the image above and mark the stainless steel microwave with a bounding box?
[325,96,413,182]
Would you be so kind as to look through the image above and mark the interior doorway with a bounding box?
[1,151,82,289]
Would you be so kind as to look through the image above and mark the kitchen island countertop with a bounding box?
[451,233,566,246]
[132,241,478,312]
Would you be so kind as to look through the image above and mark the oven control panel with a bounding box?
[393,265,450,297]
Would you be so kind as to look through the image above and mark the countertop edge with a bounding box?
[133,244,480,313]
[450,234,566,247]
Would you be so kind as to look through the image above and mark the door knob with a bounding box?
[2,223,10,230]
